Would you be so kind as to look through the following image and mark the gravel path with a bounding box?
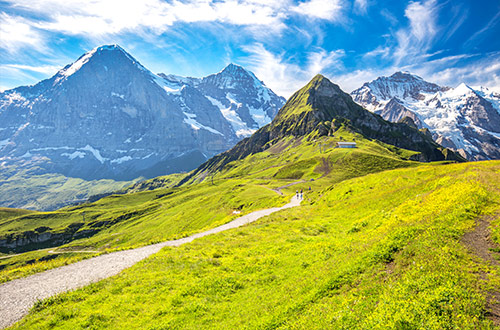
[272,180,306,195]
[0,196,300,329]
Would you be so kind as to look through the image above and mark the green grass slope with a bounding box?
[1,73,486,329]
[11,161,500,329]
[0,208,36,221]
[0,180,286,282]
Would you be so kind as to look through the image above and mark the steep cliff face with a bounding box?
[0,45,285,181]
[352,72,500,160]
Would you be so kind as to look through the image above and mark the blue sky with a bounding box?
[0,0,499,97]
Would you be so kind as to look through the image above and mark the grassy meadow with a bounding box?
[10,161,500,329]
[3,126,499,329]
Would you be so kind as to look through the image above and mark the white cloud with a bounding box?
[393,0,440,64]
[0,64,61,75]
[2,0,295,41]
[380,9,398,26]
[465,11,500,47]
[0,65,45,87]
[0,13,46,53]
[353,0,369,15]
[442,5,468,42]
[241,43,344,98]
[0,0,352,55]
[291,0,344,21]
[412,53,500,90]
[405,0,438,41]
[1,0,349,45]
[363,46,390,59]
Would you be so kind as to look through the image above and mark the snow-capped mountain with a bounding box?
[159,63,284,138]
[351,72,500,160]
[0,45,285,180]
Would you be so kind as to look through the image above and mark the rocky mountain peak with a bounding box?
[351,71,448,113]
[220,63,250,76]
[275,74,353,122]
[55,44,146,82]
[201,63,263,91]
[306,74,344,97]
[450,82,475,96]
[185,74,463,181]
[389,71,423,82]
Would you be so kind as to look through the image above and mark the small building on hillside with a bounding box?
[336,141,357,148]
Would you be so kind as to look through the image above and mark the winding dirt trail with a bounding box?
[0,196,300,329]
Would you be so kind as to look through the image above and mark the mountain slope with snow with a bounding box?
[351,72,500,160]
[158,64,285,138]
[0,45,285,182]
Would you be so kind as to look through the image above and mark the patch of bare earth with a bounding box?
[462,213,500,325]
[316,156,331,178]
[267,139,292,154]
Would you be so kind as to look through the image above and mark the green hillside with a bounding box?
[0,208,36,220]
[11,161,500,329]
[0,126,416,283]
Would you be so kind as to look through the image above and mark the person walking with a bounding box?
[300,189,303,200]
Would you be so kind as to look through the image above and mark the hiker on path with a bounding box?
[300,189,303,200]
[296,190,299,198]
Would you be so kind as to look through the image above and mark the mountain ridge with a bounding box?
[181,74,463,184]
[0,45,285,182]
[351,72,500,160]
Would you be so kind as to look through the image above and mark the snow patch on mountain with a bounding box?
[60,48,97,78]
[111,92,125,99]
[152,75,183,95]
[61,151,86,160]
[473,86,500,114]
[81,145,107,163]
[183,112,224,136]
[110,155,132,164]
[0,92,26,107]
[206,96,253,137]
[248,105,271,127]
